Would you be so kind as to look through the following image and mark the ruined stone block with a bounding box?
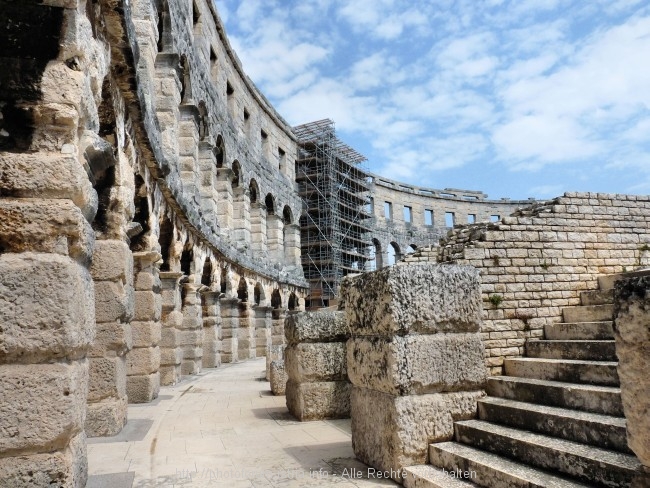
[351,387,484,474]
[343,264,482,336]
[160,326,181,348]
[0,254,95,363]
[126,346,160,376]
[285,342,347,383]
[133,290,162,322]
[126,372,160,404]
[285,310,348,345]
[87,356,127,402]
[270,360,287,395]
[90,240,133,283]
[0,361,88,453]
[347,333,487,395]
[94,280,134,323]
[286,380,351,421]
[131,321,162,348]
[266,344,285,381]
[159,365,181,387]
[88,322,132,358]
[160,348,183,365]
[85,396,128,437]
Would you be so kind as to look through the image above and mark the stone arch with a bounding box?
[180,239,193,275]
[288,292,298,311]
[265,193,275,214]
[282,205,293,225]
[129,174,151,252]
[197,100,208,140]
[179,54,192,104]
[271,289,282,309]
[158,213,174,271]
[232,160,241,188]
[254,283,264,306]
[215,134,225,168]
[237,276,248,302]
[387,241,400,266]
[220,266,228,294]
[249,179,259,204]
[200,257,213,286]
[406,244,417,254]
[156,0,173,52]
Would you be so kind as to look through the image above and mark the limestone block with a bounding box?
[0,361,88,453]
[87,356,127,402]
[0,253,95,363]
[180,330,203,347]
[160,348,183,365]
[266,344,285,381]
[160,327,181,348]
[347,334,487,395]
[181,359,202,376]
[85,396,128,437]
[159,365,181,387]
[351,387,484,473]
[94,280,134,323]
[90,240,133,283]
[0,432,87,488]
[614,277,650,466]
[285,311,348,345]
[163,310,183,328]
[126,347,161,376]
[133,290,162,322]
[285,343,347,382]
[131,321,162,348]
[270,360,287,395]
[343,263,482,336]
[182,347,203,360]
[126,372,160,404]
[88,322,132,358]
[286,380,351,421]
[135,271,160,291]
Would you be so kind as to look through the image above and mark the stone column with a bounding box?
[343,263,487,478]
[271,307,287,346]
[216,168,234,235]
[283,223,301,267]
[159,271,183,385]
[180,282,204,375]
[86,241,133,436]
[250,202,267,253]
[198,142,218,230]
[266,213,284,262]
[201,291,222,368]
[613,276,650,487]
[126,251,162,403]
[178,105,199,206]
[219,297,239,363]
[233,186,251,247]
[285,311,350,420]
[255,305,273,358]
[238,299,257,360]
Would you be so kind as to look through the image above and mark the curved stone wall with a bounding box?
[368,174,535,267]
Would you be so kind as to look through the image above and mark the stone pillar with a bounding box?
[283,223,301,267]
[180,282,204,375]
[255,305,273,358]
[266,213,284,262]
[233,186,251,247]
[198,142,218,230]
[219,298,239,363]
[178,106,200,206]
[271,307,287,346]
[159,272,183,385]
[216,168,234,235]
[613,276,650,486]
[238,299,257,360]
[343,263,487,478]
[285,311,350,420]
[126,251,162,403]
[201,291,222,368]
[86,241,133,435]
[250,202,267,253]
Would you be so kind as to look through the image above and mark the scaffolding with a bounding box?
[293,119,373,309]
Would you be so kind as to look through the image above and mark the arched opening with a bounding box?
[282,205,292,225]
[265,193,275,215]
[158,214,174,272]
[387,242,400,266]
[288,292,298,311]
[271,289,281,309]
[179,54,192,104]
[254,283,263,306]
[406,244,417,254]
[249,179,259,204]
[220,267,227,294]
[129,174,150,252]
[367,241,377,271]
[198,100,208,140]
[180,241,193,276]
[156,0,172,52]
[215,135,224,168]
[232,160,241,188]
[237,277,248,302]
[201,258,212,286]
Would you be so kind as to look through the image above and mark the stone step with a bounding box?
[487,376,623,416]
[598,269,650,290]
[403,464,476,487]
[580,289,614,306]
[526,339,617,361]
[562,304,613,323]
[504,357,619,386]
[544,321,613,340]
[454,420,640,488]
[429,441,592,488]
[477,396,630,453]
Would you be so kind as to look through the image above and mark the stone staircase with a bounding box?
[404,274,643,488]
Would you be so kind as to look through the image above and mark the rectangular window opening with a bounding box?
[424,209,433,226]
[468,214,476,224]
[490,215,500,222]
[445,212,455,228]
[384,201,392,220]
[403,206,412,223]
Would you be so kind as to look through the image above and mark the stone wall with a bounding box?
[427,193,650,374]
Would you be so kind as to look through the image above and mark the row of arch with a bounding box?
[367,240,417,270]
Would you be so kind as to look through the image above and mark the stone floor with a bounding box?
[88,359,397,487]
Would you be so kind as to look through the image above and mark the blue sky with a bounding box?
[214,0,650,200]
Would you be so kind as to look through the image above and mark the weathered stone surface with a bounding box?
[85,397,128,437]
[90,240,133,283]
[270,360,287,396]
[285,311,348,345]
[347,333,487,395]
[0,361,88,454]
[285,342,347,382]
[0,432,87,488]
[351,387,484,473]
[286,380,351,421]
[126,372,160,403]
[88,322,132,358]
[614,277,650,466]
[266,344,285,381]
[94,280,134,323]
[87,356,127,401]
[131,321,162,348]
[0,253,95,363]
[343,264,482,336]
[126,347,160,376]
[133,290,162,321]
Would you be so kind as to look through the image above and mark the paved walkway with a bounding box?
[88,359,397,487]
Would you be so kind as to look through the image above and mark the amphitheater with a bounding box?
[0,0,649,487]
